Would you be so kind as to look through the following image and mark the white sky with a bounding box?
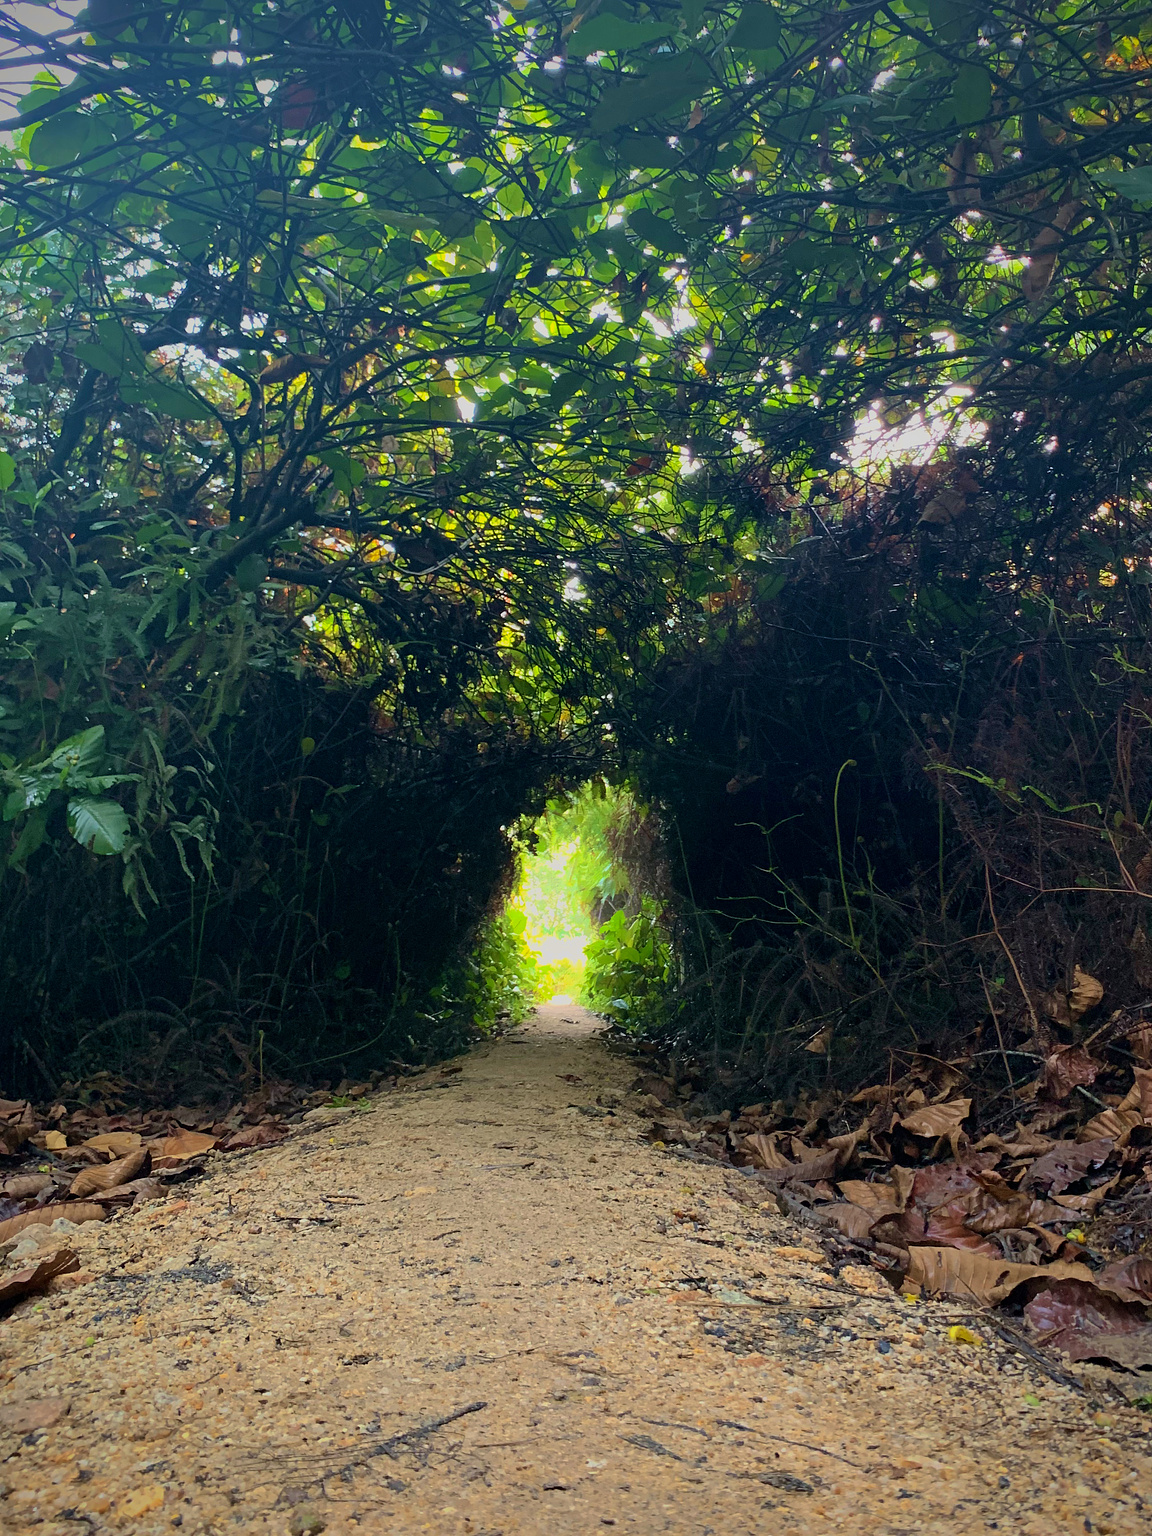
[0,2,83,122]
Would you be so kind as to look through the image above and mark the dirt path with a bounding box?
[1,1005,1149,1535]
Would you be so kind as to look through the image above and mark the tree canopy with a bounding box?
[6,0,1152,1087]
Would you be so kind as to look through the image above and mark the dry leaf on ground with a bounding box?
[1022,1139,1114,1195]
[0,1204,106,1244]
[740,1132,795,1170]
[147,1130,218,1162]
[1041,1046,1100,1101]
[820,1203,876,1241]
[894,1199,999,1255]
[1078,1108,1145,1144]
[1023,1278,1152,1362]
[0,1249,79,1309]
[90,1176,167,1206]
[897,1099,971,1138]
[83,1131,143,1158]
[904,1245,1095,1304]
[69,1148,150,1197]
[907,1157,994,1213]
[1096,1254,1152,1303]
[1074,1332,1152,1370]
[1044,966,1105,1024]
[1051,1175,1119,1216]
[836,1179,905,1217]
[217,1122,287,1152]
[750,1151,841,1185]
[1,1175,52,1199]
[0,1100,34,1155]
[973,1128,1054,1157]
[1116,1066,1152,1121]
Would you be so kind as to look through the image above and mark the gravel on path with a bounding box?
[1,1004,1149,1535]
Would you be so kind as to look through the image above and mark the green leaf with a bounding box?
[628,208,687,252]
[492,214,577,257]
[591,51,712,134]
[549,372,583,406]
[27,112,90,167]
[234,554,269,592]
[0,453,14,491]
[1099,166,1152,202]
[951,64,991,125]
[119,376,215,420]
[611,135,684,170]
[8,805,48,870]
[316,449,367,493]
[161,217,215,257]
[72,318,148,379]
[729,4,781,52]
[568,16,675,55]
[68,796,130,856]
[49,726,106,777]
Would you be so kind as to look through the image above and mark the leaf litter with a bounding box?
[0,1071,396,1311]
[639,975,1152,1380]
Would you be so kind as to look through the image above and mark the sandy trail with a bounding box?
[0,1005,1149,1535]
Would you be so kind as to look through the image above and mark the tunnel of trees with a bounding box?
[4,0,1152,1111]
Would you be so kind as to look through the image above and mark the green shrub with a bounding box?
[582,899,671,1031]
[454,908,542,1033]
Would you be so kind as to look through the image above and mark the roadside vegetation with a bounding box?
[3,0,1152,1134]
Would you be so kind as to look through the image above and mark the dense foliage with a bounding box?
[6,0,1152,1098]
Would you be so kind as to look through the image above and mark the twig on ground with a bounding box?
[365,1400,488,1461]
[987,1321,1086,1394]
[715,1420,865,1468]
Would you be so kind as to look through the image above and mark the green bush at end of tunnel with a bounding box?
[581,899,673,1033]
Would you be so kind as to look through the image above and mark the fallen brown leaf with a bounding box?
[69,1147,150,1197]
[146,1129,218,1161]
[1050,1173,1119,1216]
[849,1084,900,1105]
[740,1131,795,1171]
[837,1179,905,1217]
[907,1158,995,1213]
[1043,963,1104,1024]
[1073,1331,1152,1370]
[973,1129,1054,1157]
[0,1249,79,1310]
[904,1245,1095,1304]
[1041,1046,1099,1102]
[0,1099,35,1155]
[1078,1108,1144,1144]
[1023,1278,1150,1361]
[897,1098,971,1138]
[217,1122,288,1152]
[750,1151,841,1185]
[1117,1066,1152,1122]
[0,1204,106,1244]
[1,1174,53,1199]
[1022,1139,1114,1195]
[820,1203,876,1242]
[1097,1254,1152,1303]
[83,1131,143,1158]
[896,1199,1000,1255]
[89,1176,167,1205]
